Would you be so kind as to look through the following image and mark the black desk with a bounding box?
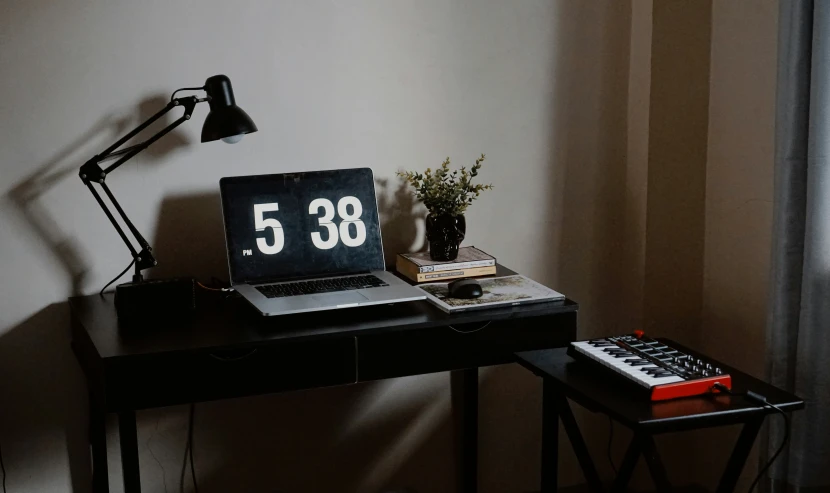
[516,342,804,493]
[70,266,578,493]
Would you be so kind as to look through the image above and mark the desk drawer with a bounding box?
[105,338,356,411]
[357,312,575,381]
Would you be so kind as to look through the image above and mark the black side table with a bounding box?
[516,340,804,493]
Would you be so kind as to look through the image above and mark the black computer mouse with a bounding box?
[448,279,483,299]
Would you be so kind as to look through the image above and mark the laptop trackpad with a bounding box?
[313,292,366,306]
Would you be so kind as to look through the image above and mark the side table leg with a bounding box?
[89,393,109,493]
[541,379,559,493]
[610,438,641,493]
[716,417,764,493]
[118,410,141,493]
[453,368,478,493]
[557,396,603,493]
[640,434,672,493]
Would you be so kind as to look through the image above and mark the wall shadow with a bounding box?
[187,377,453,493]
[6,115,131,295]
[375,177,426,267]
[6,93,194,296]
[149,192,228,282]
[539,1,639,490]
[0,303,91,493]
[550,1,633,338]
[0,94,200,493]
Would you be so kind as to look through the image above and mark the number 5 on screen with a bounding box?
[254,203,284,254]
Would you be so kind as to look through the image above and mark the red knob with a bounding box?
[633,330,645,339]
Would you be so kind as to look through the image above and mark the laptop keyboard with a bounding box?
[255,275,389,298]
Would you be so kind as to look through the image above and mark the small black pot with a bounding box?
[425,213,466,261]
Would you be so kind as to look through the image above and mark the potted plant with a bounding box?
[397,154,493,261]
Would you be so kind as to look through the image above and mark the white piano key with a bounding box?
[571,341,684,388]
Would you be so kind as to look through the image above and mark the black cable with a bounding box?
[711,383,791,493]
[179,404,198,493]
[748,402,790,493]
[606,416,617,475]
[99,258,135,297]
[0,438,6,493]
[188,404,198,493]
[170,87,204,102]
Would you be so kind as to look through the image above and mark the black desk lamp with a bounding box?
[79,75,257,285]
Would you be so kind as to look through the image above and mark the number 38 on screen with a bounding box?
[253,196,366,255]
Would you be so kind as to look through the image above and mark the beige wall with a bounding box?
[0,1,634,492]
[704,0,778,378]
[0,0,779,490]
[699,0,779,490]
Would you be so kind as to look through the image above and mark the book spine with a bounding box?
[396,255,422,281]
[416,266,497,282]
[420,258,496,273]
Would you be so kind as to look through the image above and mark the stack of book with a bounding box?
[395,246,497,283]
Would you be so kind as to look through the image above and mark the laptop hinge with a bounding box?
[247,270,372,286]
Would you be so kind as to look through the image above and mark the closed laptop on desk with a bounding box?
[220,168,425,316]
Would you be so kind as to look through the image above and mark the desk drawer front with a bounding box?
[105,338,356,411]
[357,312,575,381]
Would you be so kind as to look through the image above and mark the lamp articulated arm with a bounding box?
[79,96,206,282]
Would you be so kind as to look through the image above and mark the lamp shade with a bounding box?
[200,75,258,143]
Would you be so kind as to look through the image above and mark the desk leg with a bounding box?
[453,368,478,493]
[541,379,559,493]
[715,417,764,493]
[557,396,603,493]
[640,434,672,493]
[89,394,109,493]
[118,410,141,493]
[610,438,641,493]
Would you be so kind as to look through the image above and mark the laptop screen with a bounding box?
[220,168,385,284]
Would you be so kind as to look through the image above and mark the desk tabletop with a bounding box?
[71,265,577,360]
[516,341,803,433]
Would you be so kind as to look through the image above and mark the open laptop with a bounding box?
[219,168,426,316]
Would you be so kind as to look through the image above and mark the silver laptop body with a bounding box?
[220,168,425,316]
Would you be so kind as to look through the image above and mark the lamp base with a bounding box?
[115,277,196,322]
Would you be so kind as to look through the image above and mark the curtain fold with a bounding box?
[767,0,830,490]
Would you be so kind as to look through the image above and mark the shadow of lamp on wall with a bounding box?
[7,115,134,296]
[7,90,207,298]
[76,75,257,318]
